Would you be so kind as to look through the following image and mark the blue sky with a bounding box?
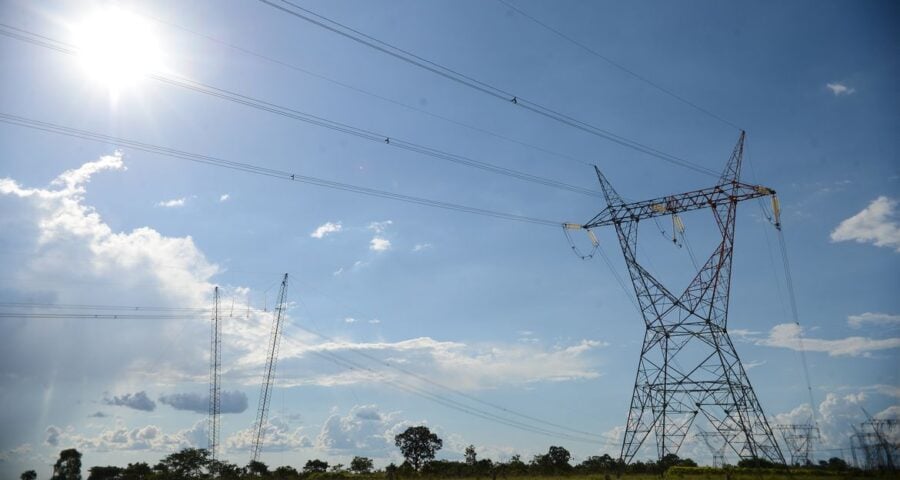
[0,0,898,475]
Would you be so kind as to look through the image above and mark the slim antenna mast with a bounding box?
[208,286,222,460]
[251,273,289,462]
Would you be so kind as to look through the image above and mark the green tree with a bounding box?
[465,445,477,466]
[303,459,329,474]
[121,462,152,480]
[245,460,270,477]
[51,448,82,480]
[155,448,211,478]
[394,425,443,470]
[273,465,301,479]
[350,456,374,474]
[21,471,37,480]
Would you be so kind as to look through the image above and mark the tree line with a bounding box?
[23,425,857,480]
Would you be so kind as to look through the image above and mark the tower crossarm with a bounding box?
[583,182,774,229]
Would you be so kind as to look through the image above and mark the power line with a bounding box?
[127,7,594,169]
[0,23,601,199]
[256,0,721,177]
[495,0,742,131]
[0,112,564,227]
[0,304,611,446]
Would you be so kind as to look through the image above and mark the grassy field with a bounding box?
[481,473,899,480]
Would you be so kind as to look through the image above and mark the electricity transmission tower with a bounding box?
[698,431,727,468]
[208,286,221,461]
[251,273,289,462]
[580,132,785,464]
[776,424,818,465]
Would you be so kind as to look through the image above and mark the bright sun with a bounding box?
[72,8,164,91]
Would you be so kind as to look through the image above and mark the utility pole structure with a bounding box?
[698,430,727,468]
[208,286,221,461]
[776,424,818,466]
[580,132,785,464]
[251,273,289,463]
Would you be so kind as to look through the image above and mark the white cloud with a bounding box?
[826,82,855,96]
[316,404,407,455]
[219,193,230,202]
[311,221,343,239]
[156,197,186,208]
[830,196,900,252]
[369,237,391,252]
[368,319,381,324]
[755,323,900,357]
[48,420,208,452]
[276,337,606,390]
[225,417,312,452]
[848,312,900,328]
[368,220,393,234]
[412,243,432,252]
[333,267,344,276]
[344,317,357,323]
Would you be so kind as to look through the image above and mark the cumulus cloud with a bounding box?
[848,312,900,329]
[369,237,391,252]
[103,391,156,412]
[219,194,230,202]
[225,417,312,452]
[159,390,248,414]
[826,82,855,96]
[753,323,900,357]
[368,220,393,234]
[317,404,409,455]
[46,420,207,452]
[156,197,186,208]
[830,196,900,252]
[310,221,342,239]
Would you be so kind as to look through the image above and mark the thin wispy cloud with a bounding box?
[219,193,230,202]
[310,221,342,239]
[848,312,900,329]
[754,323,900,357]
[826,82,855,96]
[412,243,432,252]
[156,197,186,208]
[831,196,900,252]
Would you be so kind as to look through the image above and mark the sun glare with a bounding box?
[72,8,164,91]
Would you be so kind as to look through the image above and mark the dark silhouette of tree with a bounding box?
[87,466,122,480]
[273,465,301,478]
[20,471,37,480]
[245,460,270,477]
[154,448,211,478]
[465,445,477,466]
[120,462,152,480]
[394,425,443,470]
[303,459,329,474]
[825,457,849,470]
[51,448,82,480]
[577,454,617,473]
[350,456,374,474]
[531,446,571,474]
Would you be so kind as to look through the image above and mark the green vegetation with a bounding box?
[24,425,894,480]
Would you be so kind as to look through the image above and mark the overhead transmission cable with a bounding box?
[0,303,610,446]
[494,0,742,131]
[0,112,563,227]
[127,8,593,169]
[256,0,721,177]
[0,24,600,199]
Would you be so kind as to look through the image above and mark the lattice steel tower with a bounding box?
[251,273,289,462]
[581,132,785,464]
[208,286,222,460]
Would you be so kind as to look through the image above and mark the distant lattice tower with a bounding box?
[776,424,818,466]
[208,287,221,460]
[580,133,785,464]
[698,431,727,468]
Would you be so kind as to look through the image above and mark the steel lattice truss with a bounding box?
[208,287,222,461]
[583,133,785,464]
[776,424,818,465]
[698,431,727,468]
[251,274,289,462]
